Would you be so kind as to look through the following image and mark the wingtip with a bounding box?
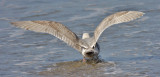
[139,11,145,15]
[141,12,145,16]
[10,21,18,25]
[10,21,23,27]
[10,22,15,25]
[139,12,145,18]
[131,11,145,18]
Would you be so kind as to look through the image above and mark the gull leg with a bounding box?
[83,56,86,63]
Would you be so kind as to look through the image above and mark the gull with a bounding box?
[11,11,144,62]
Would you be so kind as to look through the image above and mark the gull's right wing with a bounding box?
[11,21,86,51]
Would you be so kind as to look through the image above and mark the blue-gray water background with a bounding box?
[0,0,160,77]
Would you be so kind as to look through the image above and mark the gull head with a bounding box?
[81,45,100,59]
[82,33,100,59]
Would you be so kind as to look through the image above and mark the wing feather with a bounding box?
[11,21,82,51]
[92,11,144,47]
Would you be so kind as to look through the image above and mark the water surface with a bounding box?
[0,0,160,77]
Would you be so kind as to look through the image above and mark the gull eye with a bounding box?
[92,46,95,49]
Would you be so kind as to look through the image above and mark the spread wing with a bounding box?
[11,21,82,51]
[91,11,144,47]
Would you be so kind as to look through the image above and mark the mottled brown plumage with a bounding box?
[11,11,144,62]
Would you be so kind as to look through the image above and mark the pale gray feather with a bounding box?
[11,21,83,51]
[91,11,144,47]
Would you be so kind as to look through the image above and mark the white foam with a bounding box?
[22,43,36,45]
[124,49,132,52]
[127,72,149,77]
[32,51,55,60]
[123,29,149,37]
[49,39,59,43]
[12,71,19,73]
[9,29,25,37]
[33,54,48,60]
[137,16,149,21]
[36,46,45,49]
[104,61,123,75]
[0,17,13,21]
[63,8,107,22]
[62,2,145,22]
[47,51,56,54]
[14,61,36,66]
[104,66,123,74]
[12,71,31,74]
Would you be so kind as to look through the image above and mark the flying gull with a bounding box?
[11,11,144,62]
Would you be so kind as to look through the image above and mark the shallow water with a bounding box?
[0,0,160,77]
[39,60,115,77]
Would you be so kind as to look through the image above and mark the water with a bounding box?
[0,0,160,77]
